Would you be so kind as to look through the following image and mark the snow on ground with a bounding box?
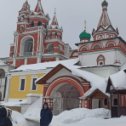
[50,108,110,126]
[11,110,29,126]
[55,117,126,126]
[23,97,42,122]
[50,108,126,126]
[5,106,126,126]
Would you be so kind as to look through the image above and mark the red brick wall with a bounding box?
[27,58,37,64]
[16,59,24,68]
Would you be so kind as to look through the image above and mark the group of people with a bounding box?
[0,102,53,126]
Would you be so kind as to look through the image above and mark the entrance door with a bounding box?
[53,92,63,115]
[63,97,79,110]
[52,84,80,114]
[111,107,118,117]
[92,99,100,109]
[59,84,80,111]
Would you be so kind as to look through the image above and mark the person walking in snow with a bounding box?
[40,102,53,126]
[0,106,12,126]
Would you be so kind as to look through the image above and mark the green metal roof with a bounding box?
[79,30,91,40]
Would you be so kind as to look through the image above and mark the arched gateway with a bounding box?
[45,76,84,114]
[37,64,91,115]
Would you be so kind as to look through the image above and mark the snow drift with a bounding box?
[11,110,28,126]
[50,108,110,126]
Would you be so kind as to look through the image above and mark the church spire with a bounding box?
[84,20,86,31]
[20,0,30,12]
[92,0,119,40]
[46,9,63,41]
[34,0,44,15]
[51,9,59,27]
[97,0,111,28]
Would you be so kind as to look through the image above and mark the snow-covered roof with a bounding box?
[0,60,6,65]
[36,63,107,98]
[11,58,79,72]
[70,66,108,98]
[110,70,126,90]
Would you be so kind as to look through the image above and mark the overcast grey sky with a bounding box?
[0,0,126,57]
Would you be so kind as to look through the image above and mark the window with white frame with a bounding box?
[47,44,54,53]
[32,78,37,90]
[19,79,25,91]
[97,55,105,66]
[21,38,33,56]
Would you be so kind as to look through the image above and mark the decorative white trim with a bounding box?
[20,35,35,56]
[19,77,26,91]
[46,76,84,96]
[31,77,37,91]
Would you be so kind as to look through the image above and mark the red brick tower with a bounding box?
[44,10,68,62]
[9,0,69,67]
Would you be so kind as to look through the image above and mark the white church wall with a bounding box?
[116,50,126,66]
[82,66,120,78]
[79,49,126,67]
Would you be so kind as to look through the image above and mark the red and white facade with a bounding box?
[37,64,108,114]
[8,0,70,67]
[36,0,126,114]
[76,1,126,70]
[5,0,126,115]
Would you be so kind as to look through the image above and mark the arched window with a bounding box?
[79,45,88,52]
[38,21,42,26]
[31,21,34,27]
[47,44,54,53]
[98,35,103,40]
[22,38,33,56]
[93,45,101,50]
[80,47,87,51]
[106,41,115,48]
[108,43,114,48]
[97,55,105,66]
[58,45,63,51]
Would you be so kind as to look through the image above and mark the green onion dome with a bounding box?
[79,30,91,41]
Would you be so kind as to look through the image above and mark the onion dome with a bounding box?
[79,30,91,41]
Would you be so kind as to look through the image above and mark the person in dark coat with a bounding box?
[0,106,12,126]
[40,102,53,126]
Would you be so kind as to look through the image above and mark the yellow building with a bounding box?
[6,69,47,101]
[5,58,78,101]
